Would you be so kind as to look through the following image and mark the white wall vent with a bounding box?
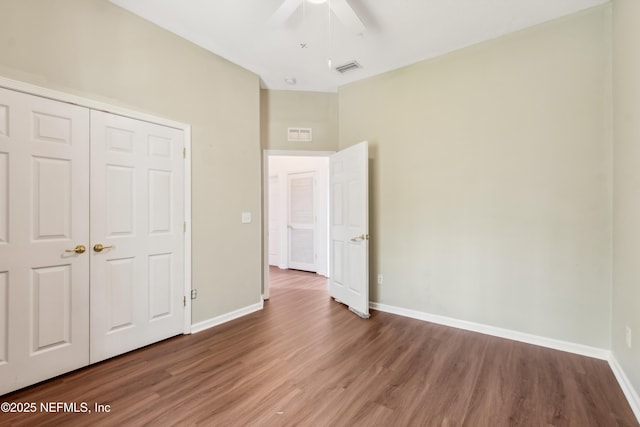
[288,127,312,142]
[335,61,361,74]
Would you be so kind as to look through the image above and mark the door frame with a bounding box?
[262,149,334,300]
[0,76,193,334]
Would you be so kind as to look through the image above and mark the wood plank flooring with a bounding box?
[1,267,637,426]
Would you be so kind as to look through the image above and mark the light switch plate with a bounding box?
[241,212,252,224]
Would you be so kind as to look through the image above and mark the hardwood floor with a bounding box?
[1,267,637,426]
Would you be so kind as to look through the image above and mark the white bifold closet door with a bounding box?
[0,88,91,394]
[89,111,185,364]
[0,88,185,394]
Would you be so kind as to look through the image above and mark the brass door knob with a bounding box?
[93,243,113,252]
[351,234,369,241]
[65,245,86,254]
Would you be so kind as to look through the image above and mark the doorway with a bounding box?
[263,143,370,317]
[263,151,333,300]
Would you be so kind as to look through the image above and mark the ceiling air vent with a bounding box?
[335,61,361,74]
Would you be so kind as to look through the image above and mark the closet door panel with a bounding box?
[0,87,90,395]
[90,110,184,364]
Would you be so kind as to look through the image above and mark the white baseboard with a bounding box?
[191,300,264,334]
[609,355,640,423]
[369,302,610,360]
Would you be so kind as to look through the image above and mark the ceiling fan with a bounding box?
[269,0,365,34]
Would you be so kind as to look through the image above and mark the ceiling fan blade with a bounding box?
[269,0,303,26]
[330,0,365,34]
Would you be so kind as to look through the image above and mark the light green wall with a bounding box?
[261,89,338,151]
[0,0,262,323]
[612,0,640,398]
[338,7,612,348]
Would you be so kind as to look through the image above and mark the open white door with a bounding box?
[329,141,369,318]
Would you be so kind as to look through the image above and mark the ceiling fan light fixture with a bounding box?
[307,0,328,4]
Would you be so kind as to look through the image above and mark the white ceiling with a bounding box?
[109,0,608,93]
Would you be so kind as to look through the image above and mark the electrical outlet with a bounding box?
[191,289,198,300]
[626,326,632,349]
[377,274,383,285]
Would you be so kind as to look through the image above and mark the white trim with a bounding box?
[0,76,194,335]
[265,149,335,157]
[183,127,193,334]
[0,76,187,130]
[369,302,611,360]
[191,301,264,334]
[262,151,271,300]
[609,355,640,423]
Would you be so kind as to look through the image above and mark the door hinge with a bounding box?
[183,147,186,158]
[183,296,186,307]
